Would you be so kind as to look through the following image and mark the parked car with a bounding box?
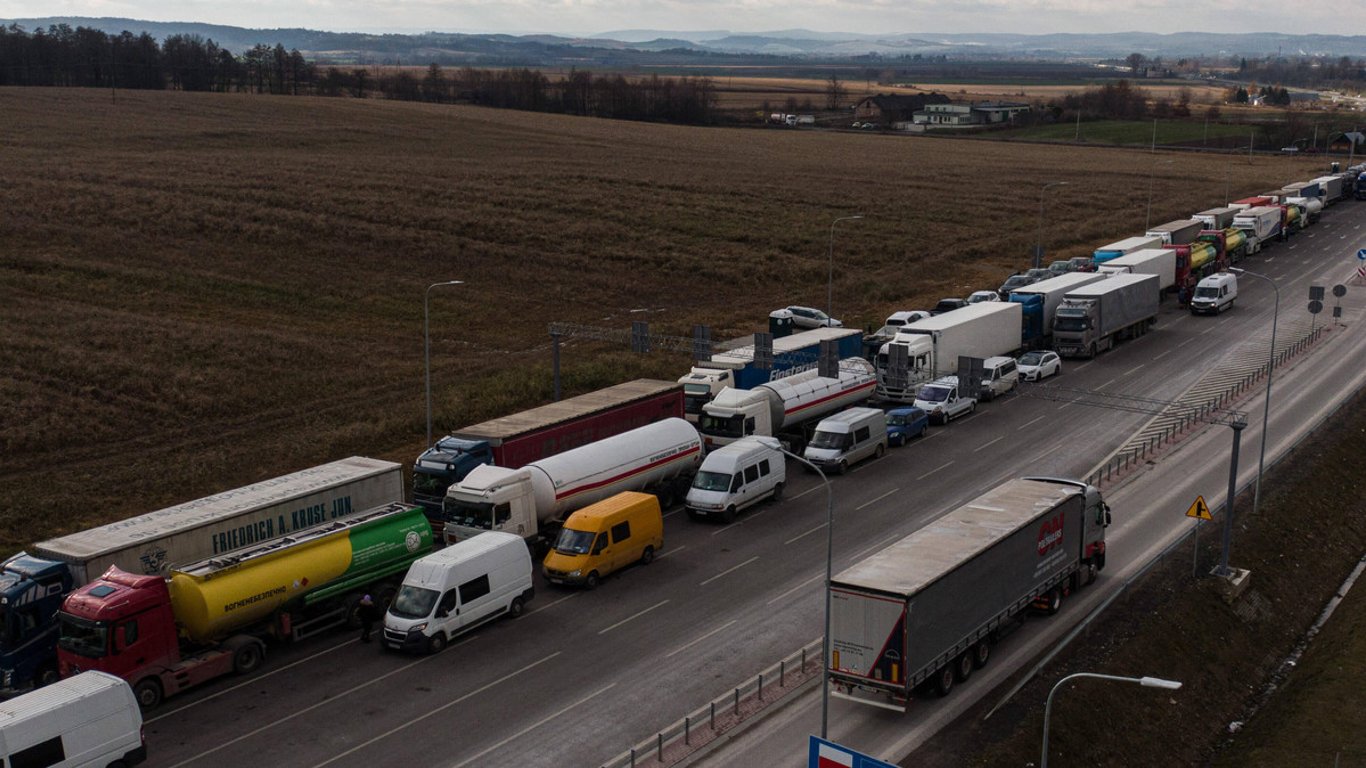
[1047,260,1075,275]
[785,305,843,329]
[1068,256,1096,272]
[885,407,929,446]
[1017,350,1062,381]
[931,298,969,315]
[998,273,1039,296]
[1023,268,1054,282]
[885,310,932,328]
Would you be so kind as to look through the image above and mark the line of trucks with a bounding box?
[0,164,1355,721]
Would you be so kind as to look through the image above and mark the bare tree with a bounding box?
[825,74,846,111]
[1126,52,1146,74]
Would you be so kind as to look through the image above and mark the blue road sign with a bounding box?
[809,736,898,768]
[1357,248,1366,261]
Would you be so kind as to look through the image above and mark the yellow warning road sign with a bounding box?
[1186,496,1213,521]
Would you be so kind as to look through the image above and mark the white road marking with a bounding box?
[766,574,824,606]
[1094,378,1117,390]
[784,523,828,546]
[916,461,953,481]
[699,556,760,586]
[1072,361,1094,371]
[855,488,900,510]
[1177,337,1195,347]
[1017,415,1047,431]
[973,436,1005,453]
[789,485,824,501]
[665,620,740,658]
[597,599,670,635]
[1153,349,1171,360]
[655,544,686,560]
[1122,364,1144,376]
[533,592,580,612]
[448,683,618,768]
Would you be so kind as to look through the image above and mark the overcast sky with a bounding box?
[3,0,1362,37]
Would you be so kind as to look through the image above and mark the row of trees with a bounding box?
[0,24,719,124]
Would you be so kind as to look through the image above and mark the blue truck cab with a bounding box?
[411,437,496,516]
[1009,292,1045,349]
[0,553,74,694]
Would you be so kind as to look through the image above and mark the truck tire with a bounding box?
[1084,560,1099,585]
[771,482,784,502]
[640,546,655,565]
[1043,588,1062,615]
[954,653,973,683]
[427,632,448,654]
[134,678,163,710]
[232,642,264,675]
[934,666,955,697]
[585,571,601,590]
[972,641,990,669]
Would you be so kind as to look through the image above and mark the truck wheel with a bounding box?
[232,642,264,675]
[771,482,784,502]
[585,571,601,590]
[134,678,163,710]
[954,653,973,683]
[427,632,448,654]
[1084,560,1099,585]
[1044,588,1062,615]
[972,641,991,669]
[640,546,655,565]
[508,597,526,618]
[934,666,955,697]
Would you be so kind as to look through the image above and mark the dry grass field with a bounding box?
[0,86,1324,554]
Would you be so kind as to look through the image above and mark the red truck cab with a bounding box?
[57,567,243,709]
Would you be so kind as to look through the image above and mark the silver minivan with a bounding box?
[685,437,786,523]
[977,356,1020,401]
[382,531,534,654]
[803,407,888,474]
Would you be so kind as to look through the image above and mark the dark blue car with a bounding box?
[886,407,929,446]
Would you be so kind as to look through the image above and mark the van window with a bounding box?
[1001,361,1016,375]
[730,474,744,493]
[592,533,608,555]
[12,735,65,768]
[758,459,770,477]
[854,427,870,442]
[437,589,459,615]
[743,465,759,483]
[458,575,490,604]
[611,521,631,544]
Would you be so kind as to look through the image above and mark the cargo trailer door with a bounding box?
[829,587,909,710]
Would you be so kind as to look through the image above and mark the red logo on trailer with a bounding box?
[1037,513,1064,556]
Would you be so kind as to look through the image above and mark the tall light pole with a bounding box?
[757,437,834,738]
[424,280,464,448]
[827,215,863,324]
[1034,181,1068,269]
[1229,267,1279,516]
[1041,673,1182,768]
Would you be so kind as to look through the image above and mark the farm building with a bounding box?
[853,93,950,126]
[913,101,1031,128]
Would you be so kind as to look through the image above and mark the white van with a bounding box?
[1190,272,1238,315]
[0,671,145,767]
[803,407,888,474]
[382,531,533,654]
[685,437,785,523]
[977,356,1020,401]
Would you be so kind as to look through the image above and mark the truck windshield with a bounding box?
[412,472,449,497]
[916,386,950,403]
[692,471,732,492]
[554,528,595,555]
[389,586,438,620]
[1054,312,1089,332]
[807,430,851,450]
[57,613,108,658]
[443,499,495,530]
[683,394,710,414]
[698,413,744,438]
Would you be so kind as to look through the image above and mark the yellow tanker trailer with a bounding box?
[57,503,432,708]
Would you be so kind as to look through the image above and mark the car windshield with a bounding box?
[692,470,732,492]
[1195,287,1219,298]
[698,413,745,438]
[554,528,595,555]
[887,413,906,426]
[389,586,439,619]
[917,385,950,403]
[1019,351,1044,365]
[807,430,851,450]
[57,614,108,659]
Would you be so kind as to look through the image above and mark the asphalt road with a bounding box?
[142,202,1366,768]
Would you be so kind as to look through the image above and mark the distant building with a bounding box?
[912,101,1031,128]
[853,93,951,126]
[1328,131,1364,152]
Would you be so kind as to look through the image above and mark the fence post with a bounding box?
[685,716,691,746]
[781,660,786,687]
[658,733,663,760]
[710,702,715,730]
[758,673,765,700]
[630,748,636,768]
[734,688,740,714]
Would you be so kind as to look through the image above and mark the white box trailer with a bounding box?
[828,477,1109,709]
[874,302,1022,401]
[1097,248,1177,292]
[1311,175,1344,204]
[32,456,402,583]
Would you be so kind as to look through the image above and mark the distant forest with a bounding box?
[0,23,720,124]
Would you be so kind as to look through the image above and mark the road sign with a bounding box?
[1358,266,1366,279]
[1308,300,1323,314]
[809,737,897,768]
[1310,285,1325,301]
[1358,248,1366,261]
[1186,495,1213,521]
[1334,284,1348,298]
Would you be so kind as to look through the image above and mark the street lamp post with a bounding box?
[1034,182,1068,269]
[424,280,464,448]
[1041,673,1182,768]
[827,215,864,324]
[1229,267,1279,516]
[757,437,834,738]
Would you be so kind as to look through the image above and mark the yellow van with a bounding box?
[542,492,663,589]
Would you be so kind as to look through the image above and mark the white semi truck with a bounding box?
[697,359,876,452]
[1096,248,1176,293]
[874,302,1021,403]
[441,419,701,552]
